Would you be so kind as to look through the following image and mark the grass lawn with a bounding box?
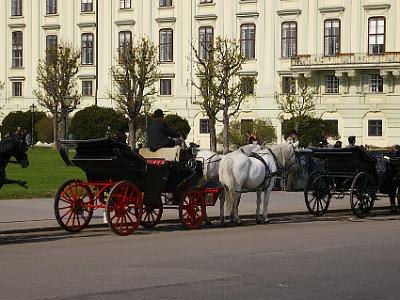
[0,147,85,199]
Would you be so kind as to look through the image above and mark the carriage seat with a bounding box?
[139,146,181,161]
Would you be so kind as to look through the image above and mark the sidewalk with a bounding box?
[0,191,391,234]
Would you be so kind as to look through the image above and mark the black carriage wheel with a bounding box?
[140,199,164,229]
[350,172,375,218]
[179,189,206,229]
[54,179,94,233]
[106,181,143,236]
[304,172,331,216]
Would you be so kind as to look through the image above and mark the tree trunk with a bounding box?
[209,116,217,152]
[52,114,59,149]
[128,119,136,148]
[222,108,229,154]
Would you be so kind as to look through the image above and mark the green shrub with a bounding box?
[282,116,340,148]
[35,115,54,143]
[1,110,46,142]
[69,106,128,140]
[164,114,191,139]
[217,119,277,149]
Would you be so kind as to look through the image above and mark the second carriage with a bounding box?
[304,146,400,218]
[54,138,223,236]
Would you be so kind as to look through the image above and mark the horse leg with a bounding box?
[262,182,274,224]
[219,191,226,226]
[256,191,262,224]
[230,192,242,225]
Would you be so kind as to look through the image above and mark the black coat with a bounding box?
[147,119,179,152]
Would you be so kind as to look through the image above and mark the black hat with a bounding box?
[153,109,164,118]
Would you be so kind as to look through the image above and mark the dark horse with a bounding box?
[0,133,29,189]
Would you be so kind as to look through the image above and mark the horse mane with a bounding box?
[270,143,292,168]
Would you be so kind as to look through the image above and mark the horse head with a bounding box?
[0,133,30,168]
[273,143,297,171]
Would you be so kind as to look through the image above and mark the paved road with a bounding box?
[1,212,400,299]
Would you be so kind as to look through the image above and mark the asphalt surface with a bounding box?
[0,191,393,234]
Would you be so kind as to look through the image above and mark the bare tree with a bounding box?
[275,76,318,132]
[192,37,253,153]
[191,41,220,152]
[33,42,81,146]
[110,36,160,148]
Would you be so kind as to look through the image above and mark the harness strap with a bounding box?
[248,152,273,191]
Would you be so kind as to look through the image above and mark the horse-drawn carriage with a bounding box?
[55,138,223,235]
[304,146,400,218]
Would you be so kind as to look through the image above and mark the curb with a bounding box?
[0,206,392,236]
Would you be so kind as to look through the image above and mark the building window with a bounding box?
[281,22,297,58]
[199,26,213,60]
[82,81,93,96]
[241,77,255,95]
[368,120,382,136]
[199,119,210,134]
[200,0,213,3]
[369,74,383,93]
[160,79,172,95]
[241,24,255,59]
[369,17,385,55]
[11,0,22,16]
[12,31,23,68]
[46,35,58,64]
[324,119,338,133]
[46,0,57,14]
[12,82,22,96]
[325,75,339,93]
[120,0,131,9]
[282,76,295,94]
[159,0,172,7]
[81,0,93,12]
[159,29,173,62]
[324,19,340,56]
[118,31,132,63]
[81,33,94,65]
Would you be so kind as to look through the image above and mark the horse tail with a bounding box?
[219,155,236,212]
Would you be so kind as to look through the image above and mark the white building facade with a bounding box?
[1,0,400,147]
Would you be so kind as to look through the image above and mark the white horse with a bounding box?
[218,143,297,225]
[196,144,262,224]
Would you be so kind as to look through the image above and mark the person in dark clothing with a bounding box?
[147,109,180,152]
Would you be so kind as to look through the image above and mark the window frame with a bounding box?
[81,33,94,65]
[325,75,339,94]
[82,80,93,96]
[281,21,297,58]
[324,19,341,56]
[160,78,172,96]
[81,0,93,12]
[46,0,57,15]
[159,28,173,62]
[199,26,214,60]
[199,119,210,134]
[12,81,23,97]
[159,0,172,7]
[12,31,23,68]
[118,30,132,63]
[119,0,131,9]
[368,16,385,55]
[240,23,256,59]
[11,0,23,16]
[369,74,383,93]
[199,0,213,4]
[282,76,296,94]
[368,119,383,137]
[241,77,255,95]
[45,34,58,64]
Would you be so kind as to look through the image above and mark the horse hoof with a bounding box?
[204,217,212,225]
[256,219,262,225]
[263,218,271,224]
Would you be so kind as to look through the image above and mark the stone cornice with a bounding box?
[363,4,391,10]
[236,12,259,18]
[114,20,135,26]
[77,22,96,28]
[319,6,345,14]
[155,17,176,23]
[277,9,301,16]
[194,14,217,21]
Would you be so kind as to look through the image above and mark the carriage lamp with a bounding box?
[29,103,36,148]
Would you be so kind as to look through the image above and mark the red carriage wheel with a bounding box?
[140,204,163,229]
[179,190,206,229]
[54,179,94,233]
[106,181,143,236]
